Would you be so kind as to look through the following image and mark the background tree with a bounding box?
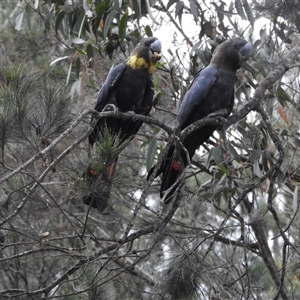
[1,0,300,299]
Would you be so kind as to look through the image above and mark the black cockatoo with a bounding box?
[89,37,162,146]
[148,37,252,203]
[83,37,162,211]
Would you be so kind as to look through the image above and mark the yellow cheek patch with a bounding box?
[148,64,156,74]
[127,54,156,74]
[128,55,148,69]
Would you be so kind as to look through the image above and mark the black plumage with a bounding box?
[148,37,252,203]
[83,37,162,211]
[89,37,162,146]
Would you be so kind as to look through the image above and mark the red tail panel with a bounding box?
[172,159,179,171]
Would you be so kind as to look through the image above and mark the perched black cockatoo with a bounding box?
[82,37,162,211]
[89,37,162,145]
[148,37,252,203]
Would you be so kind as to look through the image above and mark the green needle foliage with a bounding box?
[77,126,132,213]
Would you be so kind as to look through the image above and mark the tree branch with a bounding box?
[228,42,300,126]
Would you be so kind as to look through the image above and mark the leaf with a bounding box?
[73,46,86,55]
[77,11,88,38]
[280,152,290,174]
[153,127,160,134]
[146,137,157,172]
[87,75,96,90]
[15,12,24,31]
[25,3,32,30]
[277,87,291,106]
[114,0,123,10]
[275,23,287,41]
[50,56,70,66]
[191,41,201,53]
[66,61,72,85]
[70,9,79,33]
[241,0,254,26]
[220,164,229,175]
[167,0,178,10]
[235,0,246,20]
[253,160,263,178]
[205,147,213,169]
[206,39,219,47]
[196,49,209,65]
[277,107,289,124]
[262,155,269,172]
[118,13,128,42]
[145,25,153,37]
[132,0,141,21]
[103,10,117,40]
[293,138,300,147]
[44,11,53,32]
[228,142,241,163]
[93,2,107,33]
[249,149,263,163]
[75,57,81,79]
[55,10,65,34]
[175,1,184,25]
[212,147,222,165]
[204,45,213,62]
[189,0,199,23]
[86,43,93,58]
[95,2,107,17]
